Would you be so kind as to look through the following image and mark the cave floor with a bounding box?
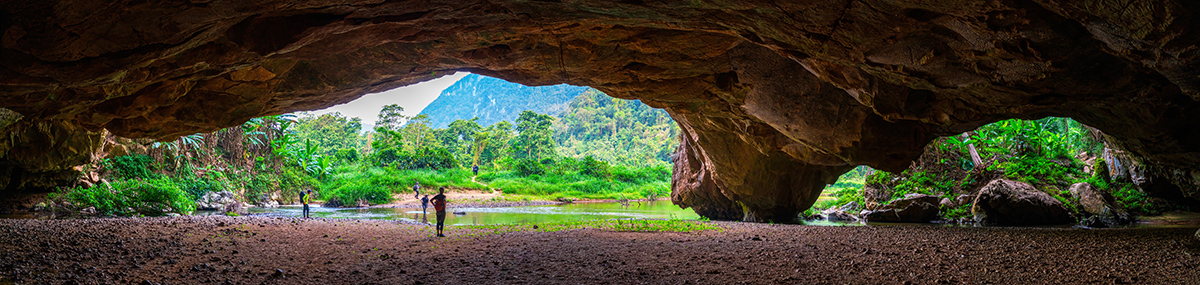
[2,217,1198,284]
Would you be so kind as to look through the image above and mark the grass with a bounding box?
[477,166,670,200]
[458,219,722,236]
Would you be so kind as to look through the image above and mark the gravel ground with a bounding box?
[1,216,1198,284]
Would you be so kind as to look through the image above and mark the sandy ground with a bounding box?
[2,216,1198,284]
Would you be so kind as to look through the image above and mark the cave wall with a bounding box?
[2,0,1199,219]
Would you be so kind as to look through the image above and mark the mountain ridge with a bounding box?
[417,74,590,128]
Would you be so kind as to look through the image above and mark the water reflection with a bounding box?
[246,200,700,225]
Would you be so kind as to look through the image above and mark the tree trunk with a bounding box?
[963,132,983,168]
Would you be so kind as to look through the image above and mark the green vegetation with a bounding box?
[553,90,680,167]
[51,178,195,216]
[460,218,721,235]
[55,82,680,216]
[819,117,1170,218]
[813,166,867,210]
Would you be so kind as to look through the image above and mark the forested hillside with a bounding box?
[46,74,685,215]
[418,74,590,128]
[554,89,680,167]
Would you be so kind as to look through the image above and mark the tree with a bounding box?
[399,114,437,152]
[551,89,680,167]
[376,104,408,131]
[441,118,482,151]
[294,112,364,157]
[511,111,557,161]
[475,120,514,167]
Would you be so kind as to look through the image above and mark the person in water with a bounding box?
[431,187,447,237]
[420,194,430,214]
[412,181,421,200]
[301,190,313,218]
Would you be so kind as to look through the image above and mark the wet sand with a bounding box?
[1,216,1198,284]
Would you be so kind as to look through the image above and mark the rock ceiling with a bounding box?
[2,0,1198,220]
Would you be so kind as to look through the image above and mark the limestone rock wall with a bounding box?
[2,0,1199,220]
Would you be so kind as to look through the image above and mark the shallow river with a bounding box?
[244,201,706,226]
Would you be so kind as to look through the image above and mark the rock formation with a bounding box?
[1069,182,1135,227]
[973,179,1075,226]
[2,1,1200,220]
[861,193,942,223]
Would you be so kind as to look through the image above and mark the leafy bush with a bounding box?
[514,158,545,176]
[56,178,195,216]
[580,156,611,178]
[280,168,320,203]
[323,180,392,207]
[335,148,360,162]
[176,177,222,200]
[103,155,158,180]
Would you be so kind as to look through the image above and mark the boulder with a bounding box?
[972,180,1075,226]
[1068,182,1135,226]
[956,195,974,207]
[861,194,941,223]
[821,202,861,222]
[196,191,239,211]
[838,201,862,212]
[939,198,954,208]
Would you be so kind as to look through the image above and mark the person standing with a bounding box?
[301,190,312,218]
[472,164,479,176]
[420,194,430,214]
[412,181,421,200]
[431,187,447,237]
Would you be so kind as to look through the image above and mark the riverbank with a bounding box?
[369,189,664,209]
[2,216,1198,284]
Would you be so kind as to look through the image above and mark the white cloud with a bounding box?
[305,72,470,129]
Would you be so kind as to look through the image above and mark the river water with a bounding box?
[244,201,703,226]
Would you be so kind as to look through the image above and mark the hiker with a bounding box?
[412,181,421,199]
[301,190,312,218]
[472,164,479,176]
[431,187,447,237]
[420,194,430,214]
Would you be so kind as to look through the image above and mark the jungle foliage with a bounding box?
[57,86,680,215]
[819,117,1165,218]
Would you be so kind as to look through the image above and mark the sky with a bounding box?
[304,72,469,129]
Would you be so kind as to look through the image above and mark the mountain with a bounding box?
[417,74,590,128]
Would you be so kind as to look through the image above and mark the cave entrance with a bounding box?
[811,117,1192,226]
[44,72,687,222]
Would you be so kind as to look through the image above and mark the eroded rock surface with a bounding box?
[861,193,942,223]
[1069,182,1135,227]
[973,179,1074,226]
[3,1,1200,220]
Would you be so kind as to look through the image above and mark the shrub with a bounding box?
[335,148,360,162]
[103,155,158,180]
[580,156,611,178]
[176,177,221,200]
[514,159,545,176]
[280,168,320,203]
[322,180,392,207]
[58,178,195,216]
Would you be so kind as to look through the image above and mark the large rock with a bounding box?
[196,191,239,211]
[861,194,941,223]
[973,180,1075,226]
[820,201,862,222]
[1068,182,1135,227]
[3,1,1200,220]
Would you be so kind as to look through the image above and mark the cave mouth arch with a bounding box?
[811,117,1200,225]
[3,1,1200,221]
